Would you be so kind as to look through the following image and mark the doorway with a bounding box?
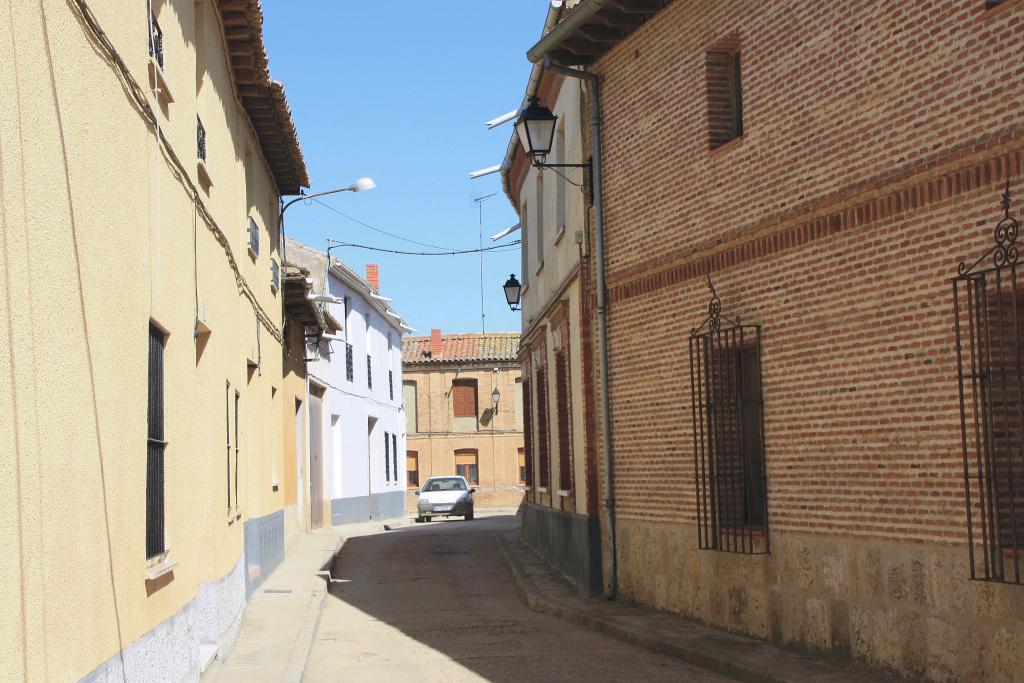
[309,387,324,530]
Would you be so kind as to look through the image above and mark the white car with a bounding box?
[415,476,475,522]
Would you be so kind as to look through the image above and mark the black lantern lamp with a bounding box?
[491,387,501,413]
[515,97,593,199]
[515,97,558,161]
[503,273,522,312]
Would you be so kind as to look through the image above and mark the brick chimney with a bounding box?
[430,328,442,359]
[365,264,379,292]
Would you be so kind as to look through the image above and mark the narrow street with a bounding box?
[305,513,732,682]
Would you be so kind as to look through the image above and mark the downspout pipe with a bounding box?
[540,55,617,600]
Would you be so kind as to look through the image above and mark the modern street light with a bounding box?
[277,177,375,319]
[502,273,522,312]
[278,177,376,266]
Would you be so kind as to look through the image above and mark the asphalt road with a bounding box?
[305,512,733,682]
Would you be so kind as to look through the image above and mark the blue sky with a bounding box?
[263,2,542,336]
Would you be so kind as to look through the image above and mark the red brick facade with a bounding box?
[538,0,1024,679]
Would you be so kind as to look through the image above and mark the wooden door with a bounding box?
[309,391,324,529]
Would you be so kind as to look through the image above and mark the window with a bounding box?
[523,378,534,487]
[271,258,280,292]
[555,350,573,492]
[954,191,1024,583]
[234,391,240,510]
[367,354,373,389]
[197,117,207,161]
[535,175,545,264]
[248,217,260,257]
[389,370,394,401]
[148,13,164,68]
[555,124,566,234]
[518,448,526,486]
[689,281,767,554]
[536,367,550,488]
[452,379,477,418]
[706,48,743,150]
[225,382,231,510]
[455,449,479,485]
[515,377,523,430]
[345,343,354,382]
[392,433,398,484]
[403,381,418,432]
[384,432,391,482]
[407,451,419,487]
[521,201,529,288]
[146,324,167,559]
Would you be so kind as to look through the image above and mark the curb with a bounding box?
[288,534,345,683]
[494,533,890,683]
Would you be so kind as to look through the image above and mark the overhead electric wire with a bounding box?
[312,198,458,250]
[332,240,521,256]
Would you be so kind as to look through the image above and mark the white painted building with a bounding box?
[287,238,409,523]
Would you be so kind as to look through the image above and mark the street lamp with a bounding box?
[278,177,376,267]
[503,273,522,311]
[514,97,592,198]
[491,387,501,413]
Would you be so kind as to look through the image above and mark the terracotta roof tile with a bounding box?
[402,333,520,364]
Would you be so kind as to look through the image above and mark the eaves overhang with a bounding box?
[526,0,671,66]
[215,0,310,194]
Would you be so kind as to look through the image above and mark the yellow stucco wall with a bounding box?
[0,0,292,677]
[404,362,525,510]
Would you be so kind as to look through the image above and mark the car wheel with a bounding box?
[415,516,424,523]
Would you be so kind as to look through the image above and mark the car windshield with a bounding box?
[422,478,467,492]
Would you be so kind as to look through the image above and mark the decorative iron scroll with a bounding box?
[958,180,1019,276]
[690,274,741,337]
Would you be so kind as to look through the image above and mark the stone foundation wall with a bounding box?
[523,502,603,595]
[615,518,1024,681]
[82,554,246,682]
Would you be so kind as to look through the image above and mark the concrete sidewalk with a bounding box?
[496,532,899,683]
[205,519,406,683]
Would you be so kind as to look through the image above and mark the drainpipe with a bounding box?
[540,55,616,600]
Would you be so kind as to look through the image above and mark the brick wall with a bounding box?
[581,0,1024,678]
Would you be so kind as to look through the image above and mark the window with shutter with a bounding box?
[384,431,390,482]
[523,379,534,488]
[392,433,398,483]
[536,367,550,488]
[555,350,573,492]
[455,449,479,485]
[452,379,477,418]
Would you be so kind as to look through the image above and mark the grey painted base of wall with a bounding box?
[243,509,285,597]
[331,490,405,525]
[521,502,603,596]
[82,553,246,683]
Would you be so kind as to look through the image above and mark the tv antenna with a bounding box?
[474,192,499,333]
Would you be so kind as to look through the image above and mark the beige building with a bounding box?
[402,330,524,510]
[0,0,315,678]
[501,42,602,594]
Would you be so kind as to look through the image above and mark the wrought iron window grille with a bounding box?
[954,180,1024,585]
[148,14,164,69]
[345,343,354,382]
[689,275,769,554]
[367,354,373,390]
[197,117,207,162]
[271,259,280,291]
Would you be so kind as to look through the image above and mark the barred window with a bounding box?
[148,13,163,68]
[367,354,373,389]
[345,343,354,382]
[147,324,167,559]
[384,431,390,482]
[523,379,534,487]
[689,277,767,554]
[955,183,1024,584]
[197,117,207,161]
[392,433,398,483]
[389,370,394,401]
